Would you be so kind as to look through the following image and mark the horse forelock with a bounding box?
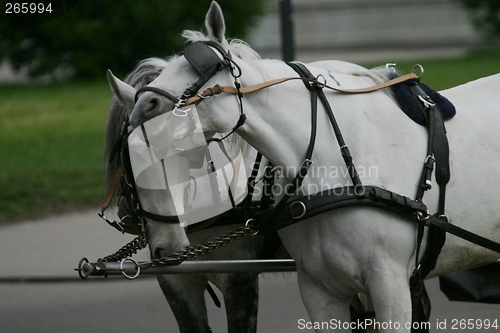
[182,30,213,44]
[125,57,171,87]
[228,39,261,61]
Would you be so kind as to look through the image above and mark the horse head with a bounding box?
[107,65,191,259]
[130,1,248,140]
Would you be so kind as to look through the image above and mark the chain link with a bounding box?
[98,234,148,263]
[150,226,254,266]
[97,226,255,268]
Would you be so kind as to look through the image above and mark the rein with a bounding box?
[185,72,419,106]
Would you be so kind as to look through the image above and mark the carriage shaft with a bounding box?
[81,259,297,278]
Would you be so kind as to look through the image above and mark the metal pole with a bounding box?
[280,0,295,62]
[80,259,297,279]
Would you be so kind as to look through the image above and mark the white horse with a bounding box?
[107,52,380,333]
[105,57,282,333]
[110,2,500,332]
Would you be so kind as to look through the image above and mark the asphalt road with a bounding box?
[1,210,498,333]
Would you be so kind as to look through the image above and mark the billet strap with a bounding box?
[185,72,419,106]
[100,165,125,214]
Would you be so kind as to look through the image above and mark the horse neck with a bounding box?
[235,59,314,169]
[234,58,426,194]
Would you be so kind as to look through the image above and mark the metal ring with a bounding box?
[120,258,141,280]
[418,94,435,108]
[424,155,435,163]
[229,58,242,78]
[196,93,211,100]
[412,64,424,79]
[76,257,89,279]
[416,209,430,222]
[172,106,191,117]
[315,74,327,88]
[244,218,259,236]
[289,201,307,219]
[385,63,397,72]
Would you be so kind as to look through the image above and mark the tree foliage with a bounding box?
[0,0,267,80]
[458,0,500,40]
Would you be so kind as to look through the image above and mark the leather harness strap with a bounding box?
[250,62,320,232]
[186,72,419,106]
[253,186,427,234]
[409,82,450,286]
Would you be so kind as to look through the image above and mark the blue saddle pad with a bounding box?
[388,72,456,126]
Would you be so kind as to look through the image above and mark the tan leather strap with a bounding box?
[100,165,124,214]
[186,72,418,106]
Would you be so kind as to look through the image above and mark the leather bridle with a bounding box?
[134,40,247,140]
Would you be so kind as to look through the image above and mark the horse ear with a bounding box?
[107,70,136,111]
[205,1,226,44]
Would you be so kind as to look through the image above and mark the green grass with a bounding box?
[1,49,500,223]
[0,80,112,222]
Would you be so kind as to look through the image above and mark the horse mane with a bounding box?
[351,65,397,101]
[356,66,392,84]
[368,66,398,100]
[104,57,169,194]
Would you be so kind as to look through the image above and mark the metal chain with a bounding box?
[96,225,255,267]
[98,234,148,263]
[149,226,254,266]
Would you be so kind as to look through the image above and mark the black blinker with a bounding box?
[182,41,231,98]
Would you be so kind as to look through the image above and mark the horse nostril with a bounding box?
[147,96,161,114]
[136,92,162,114]
[152,247,167,259]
